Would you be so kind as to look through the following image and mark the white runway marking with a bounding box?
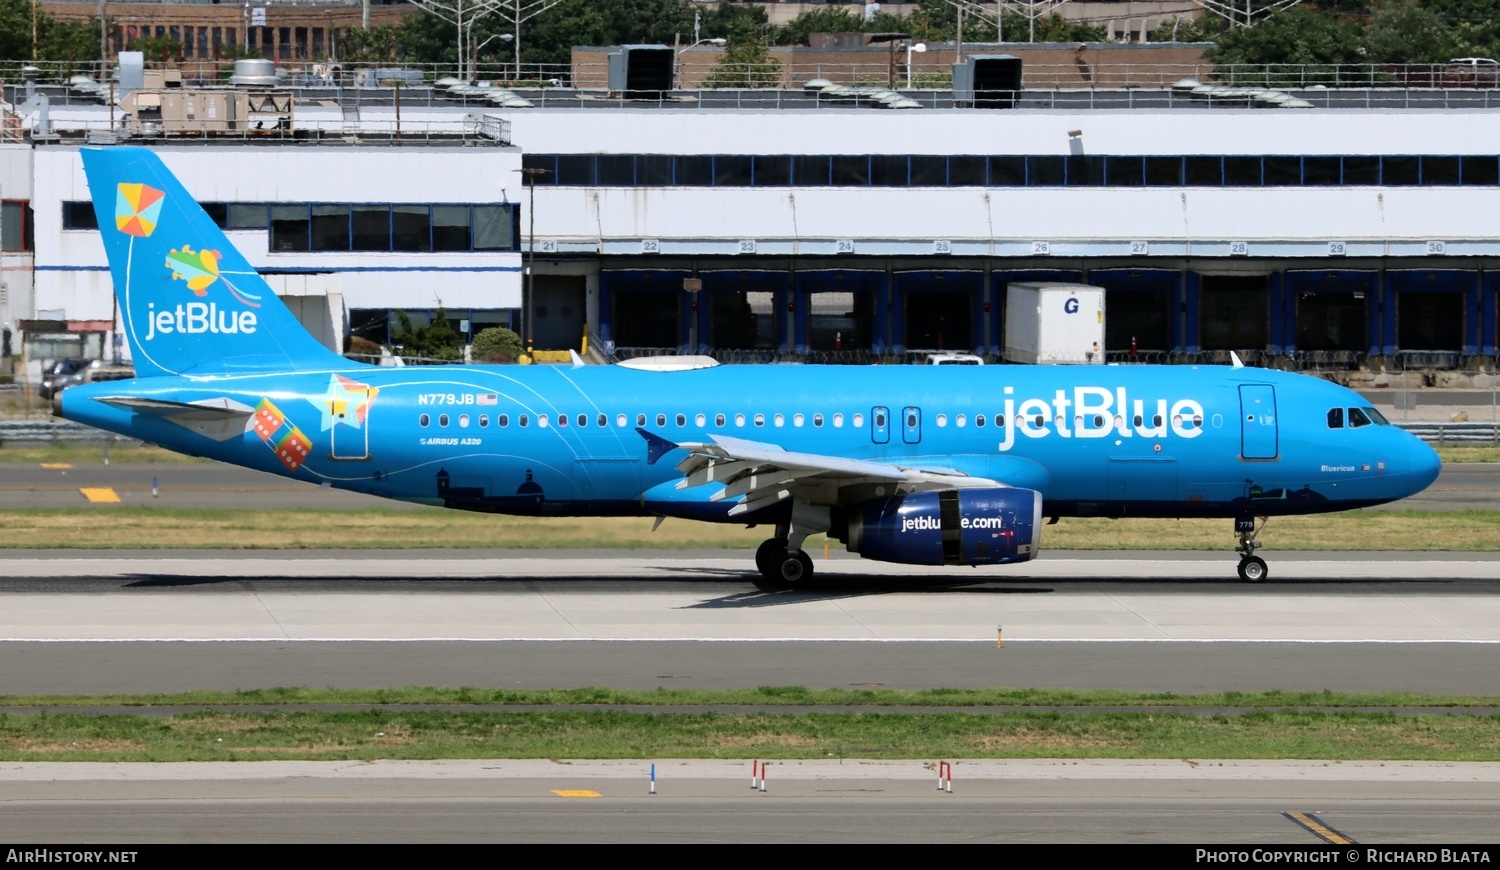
[4,553,1499,644]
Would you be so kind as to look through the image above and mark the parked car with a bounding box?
[40,360,134,398]
[925,353,984,365]
[37,358,90,399]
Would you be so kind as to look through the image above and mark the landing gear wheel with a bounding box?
[776,550,814,585]
[755,538,788,577]
[1237,556,1268,583]
[754,547,813,591]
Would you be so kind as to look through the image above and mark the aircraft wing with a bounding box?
[642,429,1001,517]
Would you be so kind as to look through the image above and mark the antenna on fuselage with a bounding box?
[1229,351,1245,369]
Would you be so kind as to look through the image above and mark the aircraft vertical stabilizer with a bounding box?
[81,146,346,378]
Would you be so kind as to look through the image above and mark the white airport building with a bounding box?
[2,51,1498,382]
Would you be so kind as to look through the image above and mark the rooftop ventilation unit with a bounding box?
[608,45,674,99]
[953,55,1022,109]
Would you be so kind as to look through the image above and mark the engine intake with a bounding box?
[844,488,1043,567]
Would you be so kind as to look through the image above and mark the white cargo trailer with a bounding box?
[1003,283,1106,364]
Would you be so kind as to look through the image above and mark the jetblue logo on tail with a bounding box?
[144,301,257,340]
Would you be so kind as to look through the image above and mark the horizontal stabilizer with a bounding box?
[96,395,255,442]
[96,396,252,419]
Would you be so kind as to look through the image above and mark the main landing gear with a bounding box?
[753,501,830,591]
[754,536,812,590]
[1235,516,1268,583]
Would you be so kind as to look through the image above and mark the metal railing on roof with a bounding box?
[8,58,1500,94]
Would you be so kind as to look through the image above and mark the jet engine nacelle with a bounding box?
[845,488,1043,566]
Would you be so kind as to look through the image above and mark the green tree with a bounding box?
[1208,8,1369,71]
[128,34,184,64]
[1150,14,1226,44]
[390,309,464,361]
[697,1,770,43]
[1363,0,1458,62]
[704,37,782,87]
[471,326,523,363]
[339,23,407,64]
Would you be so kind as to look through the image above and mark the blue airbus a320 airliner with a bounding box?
[58,147,1441,587]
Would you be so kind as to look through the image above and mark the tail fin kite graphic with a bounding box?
[82,147,346,378]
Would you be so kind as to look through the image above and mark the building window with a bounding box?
[392,205,431,251]
[310,205,350,251]
[61,202,98,230]
[269,205,310,251]
[353,206,390,251]
[2,201,32,251]
[228,203,269,230]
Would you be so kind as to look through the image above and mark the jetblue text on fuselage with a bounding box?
[997,386,1206,451]
[143,301,258,341]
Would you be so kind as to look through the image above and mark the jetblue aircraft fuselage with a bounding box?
[58,147,1442,586]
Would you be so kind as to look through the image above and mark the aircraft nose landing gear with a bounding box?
[1235,516,1268,583]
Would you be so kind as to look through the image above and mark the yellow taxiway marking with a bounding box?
[1284,811,1356,844]
[40,463,72,469]
[551,790,602,798]
[79,488,121,504]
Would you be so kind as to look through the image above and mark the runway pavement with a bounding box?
[3,759,1499,844]
[1,551,1499,696]
[4,547,1500,841]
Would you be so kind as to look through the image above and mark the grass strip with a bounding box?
[2,507,1500,550]
[2,709,1498,762]
[0,446,202,464]
[5,686,1499,709]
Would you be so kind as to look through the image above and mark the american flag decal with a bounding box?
[477,394,498,406]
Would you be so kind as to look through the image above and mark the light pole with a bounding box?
[905,42,927,89]
[675,37,724,87]
[471,31,512,81]
[515,166,549,358]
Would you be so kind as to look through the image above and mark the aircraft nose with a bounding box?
[1402,437,1442,495]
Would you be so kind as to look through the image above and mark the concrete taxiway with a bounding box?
[3,760,1499,844]
[3,550,1498,841]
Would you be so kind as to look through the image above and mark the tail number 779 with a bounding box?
[418,393,475,406]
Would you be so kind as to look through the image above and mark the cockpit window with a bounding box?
[1327,408,1344,429]
[1364,407,1390,425]
[1348,407,1373,428]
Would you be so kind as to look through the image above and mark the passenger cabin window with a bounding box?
[1348,407,1373,428]
[1328,408,1344,428]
